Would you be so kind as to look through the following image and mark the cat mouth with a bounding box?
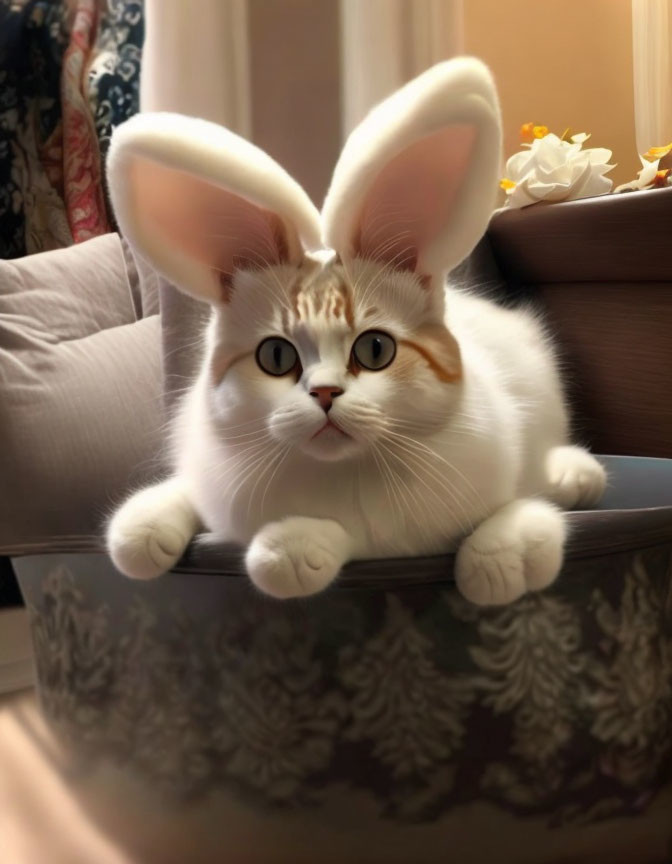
[311,418,349,440]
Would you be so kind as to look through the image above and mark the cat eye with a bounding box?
[256,337,300,376]
[352,330,396,371]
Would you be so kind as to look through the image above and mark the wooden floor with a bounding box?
[0,608,34,696]
[1,689,671,863]
[0,690,132,864]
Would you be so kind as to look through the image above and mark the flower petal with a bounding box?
[643,142,672,160]
[520,122,535,143]
[652,168,670,187]
[586,147,613,165]
[504,126,613,205]
[505,150,534,180]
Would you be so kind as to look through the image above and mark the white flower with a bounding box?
[502,132,615,208]
[614,155,671,193]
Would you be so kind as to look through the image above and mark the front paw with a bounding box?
[107,481,199,580]
[246,517,350,599]
[455,499,565,606]
[545,445,606,509]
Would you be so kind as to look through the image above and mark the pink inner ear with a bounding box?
[131,158,290,289]
[354,124,476,271]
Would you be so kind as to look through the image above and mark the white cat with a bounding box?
[106,58,605,606]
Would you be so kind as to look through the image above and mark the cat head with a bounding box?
[108,58,501,463]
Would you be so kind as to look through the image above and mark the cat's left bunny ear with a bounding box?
[322,58,501,280]
[107,113,322,303]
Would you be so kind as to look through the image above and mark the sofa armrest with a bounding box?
[486,190,672,458]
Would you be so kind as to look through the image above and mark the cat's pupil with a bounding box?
[352,330,396,372]
[256,337,298,376]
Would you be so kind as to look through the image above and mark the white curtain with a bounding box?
[140,0,252,138]
[138,0,463,198]
[632,0,672,153]
[340,0,464,138]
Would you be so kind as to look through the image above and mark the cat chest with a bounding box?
[194,460,477,556]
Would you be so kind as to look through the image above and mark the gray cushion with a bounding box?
[0,234,164,552]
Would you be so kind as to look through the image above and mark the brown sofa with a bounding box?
[488,186,672,458]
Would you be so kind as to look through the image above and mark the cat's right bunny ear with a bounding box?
[107,113,321,303]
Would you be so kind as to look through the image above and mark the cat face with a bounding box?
[109,62,501,468]
[208,255,462,463]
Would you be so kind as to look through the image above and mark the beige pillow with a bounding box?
[0,234,164,552]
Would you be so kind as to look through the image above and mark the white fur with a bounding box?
[322,58,502,277]
[107,477,200,580]
[246,517,352,599]
[106,58,606,606]
[107,112,321,302]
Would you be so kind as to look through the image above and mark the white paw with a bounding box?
[246,517,350,599]
[107,481,199,580]
[455,499,565,606]
[545,446,606,509]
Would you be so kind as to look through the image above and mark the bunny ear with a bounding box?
[107,113,321,304]
[322,58,501,279]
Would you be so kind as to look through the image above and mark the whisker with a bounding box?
[223,448,273,507]
[370,444,402,537]
[373,443,437,547]
[210,440,270,483]
[385,430,487,512]
[378,439,474,536]
[245,441,288,519]
[259,444,293,517]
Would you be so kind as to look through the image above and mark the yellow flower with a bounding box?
[519,122,549,144]
[520,122,534,143]
[643,142,672,161]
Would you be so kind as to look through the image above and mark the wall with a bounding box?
[464,0,638,186]
[245,1,639,199]
[248,0,341,206]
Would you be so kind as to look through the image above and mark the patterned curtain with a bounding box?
[0,0,143,259]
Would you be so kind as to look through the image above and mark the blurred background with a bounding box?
[0,0,669,260]
[241,0,644,202]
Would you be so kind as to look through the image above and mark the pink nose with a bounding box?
[310,386,343,413]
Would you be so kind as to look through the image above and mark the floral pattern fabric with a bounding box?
[88,0,143,169]
[22,542,672,829]
[0,0,143,258]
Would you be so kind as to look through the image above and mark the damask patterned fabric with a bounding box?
[88,0,143,169]
[0,0,143,258]
[17,541,672,837]
[0,0,71,257]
